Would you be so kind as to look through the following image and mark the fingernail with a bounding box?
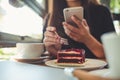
[71,15,75,19]
[62,22,66,25]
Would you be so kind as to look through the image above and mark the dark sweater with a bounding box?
[43,5,115,58]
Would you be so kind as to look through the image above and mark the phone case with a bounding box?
[63,7,83,27]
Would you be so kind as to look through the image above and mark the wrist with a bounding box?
[82,34,94,45]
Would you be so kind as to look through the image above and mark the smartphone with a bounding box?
[63,7,83,27]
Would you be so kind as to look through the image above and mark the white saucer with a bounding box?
[11,56,49,63]
[12,56,42,59]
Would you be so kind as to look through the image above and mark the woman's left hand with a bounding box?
[62,15,90,43]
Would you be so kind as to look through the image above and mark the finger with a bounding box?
[71,15,83,28]
[62,22,78,33]
[82,19,88,27]
[67,31,80,41]
[46,26,56,31]
[63,22,75,36]
[63,23,78,38]
[45,29,61,39]
[44,42,56,47]
[44,31,56,38]
[44,36,60,45]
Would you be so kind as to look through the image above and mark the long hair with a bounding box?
[48,0,67,26]
[88,0,100,5]
[48,0,100,26]
[67,0,100,7]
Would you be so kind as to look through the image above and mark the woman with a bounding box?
[43,0,115,59]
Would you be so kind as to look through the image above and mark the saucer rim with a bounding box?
[10,56,49,63]
[11,56,45,60]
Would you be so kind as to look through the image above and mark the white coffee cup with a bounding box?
[101,32,120,79]
[16,43,44,59]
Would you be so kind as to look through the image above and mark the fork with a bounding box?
[54,31,69,45]
[60,37,69,45]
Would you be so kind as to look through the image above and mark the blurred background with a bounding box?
[0,0,120,60]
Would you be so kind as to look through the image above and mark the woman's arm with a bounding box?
[83,34,105,59]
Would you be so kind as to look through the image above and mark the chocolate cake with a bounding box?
[57,49,85,66]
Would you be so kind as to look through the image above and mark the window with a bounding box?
[110,0,120,14]
[0,0,47,47]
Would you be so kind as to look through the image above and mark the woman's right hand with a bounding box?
[43,26,61,56]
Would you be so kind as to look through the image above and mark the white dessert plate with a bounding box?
[45,58,107,70]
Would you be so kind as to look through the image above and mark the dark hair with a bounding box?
[48,0,100,28]
[49,0,67,26]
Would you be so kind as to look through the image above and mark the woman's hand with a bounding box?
[43,27,61,56]
[62,15,90,43]
[63,15,105,58]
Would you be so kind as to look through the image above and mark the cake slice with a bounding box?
[56,49,85,66]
